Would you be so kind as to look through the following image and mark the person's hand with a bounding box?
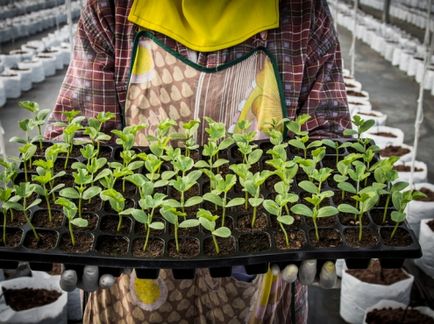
[60,266,117,292]
[273,260,337,288]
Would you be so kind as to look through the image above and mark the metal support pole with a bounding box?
[350,0,359,77]
[66,0,74,53]
[383,0,391,24]
[410,0,434,188]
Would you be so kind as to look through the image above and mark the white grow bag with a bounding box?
[41,49,64,70]
[379,143,413,163]
[8,67,32,92]
[0,80,6,108]
[18,60,45,84]
[36,55,56,77]
[0,73,22,99]
[353,110,387,126]
[362,126,404,149]
[349,101,373,114]
[346,90,370,105]
[362,300,434,324]
[345,79,362,92]
[340,269,414,324]
[415,219,434,278]
[395,160,428,184]
[0,271,67,324]
[406,183,434,239]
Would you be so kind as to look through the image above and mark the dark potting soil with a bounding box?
[380,145,410,158]
[34,142,53,156]
[96,235,129,256]
[366,307,434,324]
[344,228,379,248]
[98,146,113,159]
[237,212,268,231]
[428,219,434,232]
[321,157,338,170]
[372,132,397,138]
[357,111,379,117]
[332,192,355,205]
[415,187,434,202]
[132,237,164,257]
[203,236,236,256]
[54,158,77,172]
[82,197,103,212]
[346,260,409,285]
[275,230,305,250]
[339,213,370,226]
[238,232,271,253]
[99,215,131,234]
[305,216,337,227]
[59,145,83,158]
[370,209,396,226]
[54,175,74,187]
[0,228,22,247]
[31,209,64,228]
[59,232,94,253]
[114,181,137,196]
[170,184,201,201]
[134,215,165,234]
[2,211,27,227]
[309,229,342,248]
[381,228,413,247]
[393,165,423,172]
[347,90,367,97]
[169,223,199,236]
[3,287,61,311]
[75,213,98,231]
[23,230,57,250]
[168,237,200,258]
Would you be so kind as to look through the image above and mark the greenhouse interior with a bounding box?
[1,0,434,323]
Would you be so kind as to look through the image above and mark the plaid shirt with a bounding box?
[46,0,350,139]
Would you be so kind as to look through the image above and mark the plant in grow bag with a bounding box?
[291,190,337,241]
[338,188,380,241]
[390,189,426,238]
[100,188,125,232]
[55,197,88,246]
[160,206,199,253]
[203,174,245,226]
[370,156,408,224]
[196,208,231,254]
[18,101,50,152]
[83,112,114,155]
[263,182,299,248]
[286,114,323,158]
[342,116,375,153]
[59,169,101,219]
[167,154,203,214]
[12,182,41,240]
[32,167,65,222]
[120,180,166,251]
[243,170,273,227]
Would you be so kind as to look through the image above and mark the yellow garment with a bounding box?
[128,0,279,52]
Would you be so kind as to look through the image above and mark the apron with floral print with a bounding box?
[83,31,307,324]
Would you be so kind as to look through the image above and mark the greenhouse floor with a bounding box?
[1,19,434,324]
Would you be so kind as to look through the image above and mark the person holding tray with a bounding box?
[46,0,350,322]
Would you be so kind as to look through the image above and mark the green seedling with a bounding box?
[343,115,375,153]
[59,169,101,219]
[263,182,299,248]
[203,174,245,226]
[287,114,322,158]
[55,197,88,246]
[18,143,37,182]
[13,182,41,240]
[172,119,200,157]
[196,208,231,254]
[100,188,125,232]
[33,167,65,222]
[18,101,50,151]
[243,170,272,227]
[83,112,114,155]
[62,118,85,169]
[160,206,199,253]
[337,160,371,210]
[291,190,338,241]
[0,186,20,243]
[232,120,262,164]
[390,189,426,238]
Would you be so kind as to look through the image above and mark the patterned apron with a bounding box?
[84,31,307,324]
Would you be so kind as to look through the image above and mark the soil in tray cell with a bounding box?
[114,181,137,196]
[135,216,166,234]
[366,308,434,324]
[99,215,132,235]
[167,237,200,258]
[82,197,103,213]
[370,209,396,226]
[54,175,74,187]
[74,213,98,231]
[59,232,94,253]
[0,227,23,247]
[53,158,78,172]
[428,219,434,232]
[203,236,236,256]
[168,223,200,236]
[2,211,28,227]
[96,235,129,256]
[346,260,409,285]
[275,229,305,250]
[380,145,410,158]
[31,209,64,228]
[339,213,370,226]
[380,227,413,247]
[34,142,53,156]
[23,230,58,250]
[98,146,113,159]
[59,145,83,158]
[2,287,62,311]
[305,216,337,227]
[344,228,379,248]
[309,228,342,248]
[332,192,355,205]
[237,211,269,231]
[415,187,434,202]
[132,237,164,257]
[238,232,271,253]
[270,213,302,229]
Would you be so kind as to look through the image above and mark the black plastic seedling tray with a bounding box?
[0,141,422,279]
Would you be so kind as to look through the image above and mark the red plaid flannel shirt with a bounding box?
[45,0,350,139]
